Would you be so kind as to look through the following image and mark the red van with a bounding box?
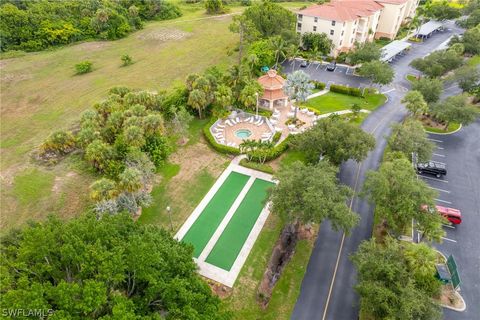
[422,205,462,225]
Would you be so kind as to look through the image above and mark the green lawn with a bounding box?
[467,55,480,67]
[302,92,386,114]
[0,6,238,230]
[12,168,55,206]
[406,74,417,83]
[424,122,461,134]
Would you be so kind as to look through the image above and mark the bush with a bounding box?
[75,61,93,75]
[141,134,172,169]
[40,130,76,156]
[203,118,241,155]
[329,84,363,97]
[121,54,133,66]
[249,135,291,163]
[272,131,282,144]
[312,80,326,90]
[239,158,274,174]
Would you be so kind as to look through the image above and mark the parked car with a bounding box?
[326,61,336,71]
[300,60,308,68]
[416,161,447,178]
[422,205,462,225]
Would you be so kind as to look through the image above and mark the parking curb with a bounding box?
[425,124,462,135]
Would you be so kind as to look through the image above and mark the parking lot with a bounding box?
[415,122,480,319]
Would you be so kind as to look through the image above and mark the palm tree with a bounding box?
[246,53,259,77]
[123,125,145,148]
[85,139,113,172]
[118,168,143,193]
[142,113,164,136]
[90,178,118,202]
[269,36,287,68]
[284,70,314,119]
[239,81,262,110]
[214,84,233,109]
[188,89,207,119]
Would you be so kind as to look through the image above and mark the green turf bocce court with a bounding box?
[175,164,275,287]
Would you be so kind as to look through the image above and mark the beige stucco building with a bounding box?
[296,0,419,56]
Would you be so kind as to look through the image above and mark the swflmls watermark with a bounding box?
[2,309,53,318]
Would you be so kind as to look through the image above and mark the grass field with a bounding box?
[205,178,274,270]
[182,171,250,258]
[424,122,461,133]
[0,5,238,230]
[302,92,387,114]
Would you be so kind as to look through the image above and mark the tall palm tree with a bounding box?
[269,36,287,68]
[246,53,259,77]
[188,89,207,119]
[118,168,143,193]
[284,70,314,119]
[287,44,300,68]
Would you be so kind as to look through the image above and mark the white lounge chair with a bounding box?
[249,117,255,123]
[214,128,223,133]
[307,111,315,116]
[217,124,226,128]
[275,127,283,132]
[225,120,232,126]
[270,119,277,125]
[288,124,296,130]
[256,120,264,126]
[287,112,295,118]
[301,108,308,114]
[235,117,240,123]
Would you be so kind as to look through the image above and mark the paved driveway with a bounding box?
[289,20,466,320]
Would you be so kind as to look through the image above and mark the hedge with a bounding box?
[239,159,274,174]
[203,118,241,155]
[312,80,326,90]
[329,84,364,97]
[272,131,282,144]
[249,135,291,163]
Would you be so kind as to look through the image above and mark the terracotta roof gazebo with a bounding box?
[257,70,289,110]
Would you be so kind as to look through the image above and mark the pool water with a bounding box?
[235,129,252,139]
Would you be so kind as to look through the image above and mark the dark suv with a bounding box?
[416,161,447,178]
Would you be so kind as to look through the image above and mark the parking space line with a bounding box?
[433,153,445,158]
[436,198,452,204]
[443,224,455,229]
[316,63,321,70]
[436,146,445,150]
[429,186,450,193]
[418,175,448,183]
[428,138,443,143]
[441,236,457,243]
[381,88,395,94]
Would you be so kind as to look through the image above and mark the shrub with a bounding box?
[312,80,326,90]
[203,118,241,155]
[330,84,363,97]
[40,130,76,155]
[272,131,282,144]
[75,61,93,75]
[239,158,274,174]
[141,134,172,169]
[249,135,291,163]
[121,54,133,66]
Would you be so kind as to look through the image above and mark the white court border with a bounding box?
[175,163,276,287]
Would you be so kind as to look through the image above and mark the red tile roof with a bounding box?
[375,0,409,4]
[298,0,384,22]
[257,70,285,90]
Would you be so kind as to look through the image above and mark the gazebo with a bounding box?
[257,70,288,110]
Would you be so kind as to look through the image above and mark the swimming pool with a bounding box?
[235,129,252,139]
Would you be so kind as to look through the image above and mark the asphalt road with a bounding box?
[422,122,480,320]
[289,21,466,320]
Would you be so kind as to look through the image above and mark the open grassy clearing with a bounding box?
[0,6,238,230]
[302,92,386,114]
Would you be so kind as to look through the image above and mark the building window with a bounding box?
[313,26,317,32]
[330,30,334,35]
[340,40,342,45]
[332,20,336,26]
[351,38,353,43]
[341,30,344,36]
[298,14,303,21]
[297,23,302,30]
[314,17,318,23]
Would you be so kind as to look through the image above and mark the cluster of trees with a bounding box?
[230,1,298,74]
[420,0,461,21]
[457,0,480,28]
[185,66,262,119]
[40,86,194,216]
[0,213,231,319]
[410,49,464,78]
[0,0,181,52]
[352,238,442,320]
[348,42,395,85]
[300,32,333,60]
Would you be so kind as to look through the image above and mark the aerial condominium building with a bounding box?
[296,0,419,56]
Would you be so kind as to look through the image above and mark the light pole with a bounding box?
[255,92,259,117]
[166,206,173,232]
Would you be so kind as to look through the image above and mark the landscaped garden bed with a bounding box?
[419,114,461,133]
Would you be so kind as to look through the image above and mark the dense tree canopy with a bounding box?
[301,32,333,56]
[449,26,480,55]
[410,50,463,78]
[388,119,434,162]
[352,238,442,320]
[454,65,480,92]
[347,41,382,65]
[0,0,181,52]
[270,161,359,232]
[0,213,230,319]
[362,155,444,241]
[411,77,443,104]
[241,1,297,43]
[430,94,478,127]
[402,90,428,117]
[358,60,395,85]
[291,117,375,165]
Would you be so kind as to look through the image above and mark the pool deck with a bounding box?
[175,162,275,287]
